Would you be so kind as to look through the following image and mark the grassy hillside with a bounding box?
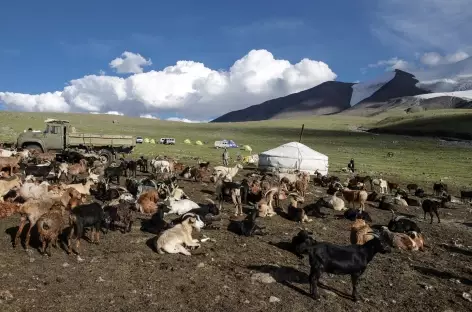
[369,109,472,139]
[1,111,471,189]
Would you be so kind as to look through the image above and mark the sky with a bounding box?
[0,0,471,122]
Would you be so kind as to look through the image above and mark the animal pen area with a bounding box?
[0,115,471,312]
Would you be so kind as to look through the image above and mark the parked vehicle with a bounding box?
[214,139,238,149]
[16,119,136,166]
[136,136,144,144]
[159,138,175,145]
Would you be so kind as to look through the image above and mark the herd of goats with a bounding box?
[0,146,469,301]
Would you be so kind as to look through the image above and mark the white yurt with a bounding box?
[258,142,329,175]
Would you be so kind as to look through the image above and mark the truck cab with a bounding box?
[16,119,70,152]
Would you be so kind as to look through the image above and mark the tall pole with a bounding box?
[299,124,305,143]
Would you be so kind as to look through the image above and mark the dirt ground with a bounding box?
[1,168,471,312]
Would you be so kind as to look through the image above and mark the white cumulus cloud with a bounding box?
[420,50,470,66]
[166,117,207,123]
[368,57,410,71]
[109,51,152,74]
[140,114,159,119]
[0,49,337,120]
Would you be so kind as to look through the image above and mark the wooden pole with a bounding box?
[299,124,305,143]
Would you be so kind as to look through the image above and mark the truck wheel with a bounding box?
[98,149,113,167]
[23,144,43,153]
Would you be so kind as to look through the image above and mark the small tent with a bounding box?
[144,138,150,143]
[150,139,156,144]
[184,139,192,144]
[243,145,252,152]
[258,142,328,175]
[195,140,203,145]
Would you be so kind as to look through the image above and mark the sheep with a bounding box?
[135,189,159,214]
[154,215,204,256]
[378,179,388,194]
[14,197,57,250]
[387,211,421,233]
[228,208,265,237]
[0,154,22,175]
[212,164,243,180]
[287,192,311,223]
[380,226,420,251]
[0,175,22,201]
[37,204,65,256]
[103,202,136,233]
[406,183,419,194]
[350,218,374,245]
[18,181,51,200]
[164,197,200,216]
[422,199,443,224]
[297,234,391,301]
[62,179,95,196]
[68,202,107,255]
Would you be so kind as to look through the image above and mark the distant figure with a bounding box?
[236,152,242,162]
[27,128,32,132]
[348,159,355,173]
[222,148,229,166]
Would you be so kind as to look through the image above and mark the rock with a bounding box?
[251,273,276,284]
[243,299,250,304]
[324,290,337,297]
[463,292,472,302]
[0,290,13,301]
[196,262,205,268]
[29,257,35,263]
[269,296,281,303]
[97,277,105,282]
[62,262,70,268]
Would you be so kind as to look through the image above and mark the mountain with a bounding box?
[212,58,472,122]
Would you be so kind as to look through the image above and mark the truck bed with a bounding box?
[68,133,135,147]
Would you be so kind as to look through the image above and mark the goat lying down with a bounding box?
[154,214,204,256]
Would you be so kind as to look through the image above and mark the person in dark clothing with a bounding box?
[348,159,355,173]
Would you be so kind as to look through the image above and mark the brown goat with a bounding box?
[67,159,88,181]
[294,172,310,197]
[0,155,22,175]
[350,218,374,245]
[37,204,64,256]
[340,188,368,211]
[60,187,82,209]
[0,201,21,219]
[136,189,159,214]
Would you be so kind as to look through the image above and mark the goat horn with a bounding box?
[204,198,215,204]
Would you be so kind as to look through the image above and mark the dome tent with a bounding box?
[184,139,192,144]
[258,142,328,175]
[243,145,252,152]
[195,140,203,145]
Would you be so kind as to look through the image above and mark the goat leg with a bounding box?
[24,223,34,251]
[434,209,440,223]
[67,227,75,254]
[14,217,27,248]
[309,266,321,300]
[40,239,47,255]
[351,272,362,302]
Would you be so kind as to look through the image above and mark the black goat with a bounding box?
[460,190,472,200]
[22,162,56,181]
[343,208,372,222]
[304,197,333,218]
[291,230,317,259]
[422,199,443,224]
[198,161,210,170]
[140,205,170,234]
[433,182,447,196]
[227,208,265,237]
[68,202,108,255]
[387,212,421,233]
[104,165,124,184]
[415,188,425,198]
[297,235,391,301]
[119,158,137,178]
[103,202,136,233]
[136,156,148,173]
[240,178,250,205]
[406,183,418,194]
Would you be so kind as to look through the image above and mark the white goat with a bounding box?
[0,149,17,157]
[151,159,171,173]
[373,178,388,194]
[212,164,243,180]
[19,181,50,200]
[326,192,346,211]
[393,194,408,206]
[62,179,95,195]
[57,163,69,180]
[87,169,100,183]
[164,197,200,215]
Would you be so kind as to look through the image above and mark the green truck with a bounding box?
[16,119,136,166]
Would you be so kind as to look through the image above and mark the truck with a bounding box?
[16,119,136,166]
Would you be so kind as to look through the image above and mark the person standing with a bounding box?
[348,158,355,173]
[222,148,229,166]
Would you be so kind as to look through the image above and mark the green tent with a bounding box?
[184,139,192,144]
[150,139,156,144]
[144,138,150,143]
[195,140,203,145]
[243,145,252,152]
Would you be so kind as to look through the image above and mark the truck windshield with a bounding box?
[44,124,50,133]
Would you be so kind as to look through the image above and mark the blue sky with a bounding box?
[0,0,470,121]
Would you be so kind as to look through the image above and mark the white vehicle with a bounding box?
[214,139,238,149]
[136,136,144,144]
[159,138,175,145]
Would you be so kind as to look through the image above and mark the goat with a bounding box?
[294,172,310,197]
[154,215,204,255]
[0,154,22,175]
[406,183,418,194]
[378,196,401,211]
[422,199,443,224]
[343,208,372,222]
[103,202,136,233]
[104,165,123,184]
[136,156,148,172]
[350,218,374,245]
[183,198,220,221]
[393,194,408,206]
[339,186,368,212]
[66,159,87,182]
[0,148,17,157]
[0,201,21,219]
[151,159,172,174]
[228,208,265,237]
[408,231,425,251]
[297,234,391,301]
[0,175,22,201]
[119,158,137,178]
[37,204,64,256]
[415,188,425,198]
[62,179,95,196]
[164,197,200,216]
[140,205,170,234]
[326,192,346,211]
[212,164,243,181]
[135,189,159,214]
[380,226,420,251]
[68,202,107,255]
[387,181,399,193]
[23,161,56,181]
[18,181,51,200]
[215,178,243,216]
[198,161,210,171]
[387,211,421,233]
[256,187,278,218]
[304,198,332,218]
[433,182,447,197]
[460,190,472,201]
[287,192,311,223]
[291,230,317,259]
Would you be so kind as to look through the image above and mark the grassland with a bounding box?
[1,110,472,189]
